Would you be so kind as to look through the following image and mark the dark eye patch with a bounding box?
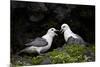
[51,29,54,31]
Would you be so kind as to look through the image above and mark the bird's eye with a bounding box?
[51,29,54,31]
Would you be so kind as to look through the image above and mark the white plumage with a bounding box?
[61,24,77,42]
[60,24,85,44]
[17,28,58,55]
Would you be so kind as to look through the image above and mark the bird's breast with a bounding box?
[64,32,71,42]
[41,38,53,52]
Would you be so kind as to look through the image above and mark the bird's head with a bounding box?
[47,28,59,37]
[60,24,70,33]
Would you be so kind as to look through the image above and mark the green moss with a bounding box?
[47,44,86,63]
[12,44,95,65]
[32,56,44,65]
[64,44,86,56]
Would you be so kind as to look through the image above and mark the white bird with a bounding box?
[60,24,86,45]
[17,28,58,55]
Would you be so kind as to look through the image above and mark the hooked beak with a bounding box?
[60,29,64,33]
[54,30,59,36]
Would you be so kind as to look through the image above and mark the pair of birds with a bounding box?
[17,24,85,55]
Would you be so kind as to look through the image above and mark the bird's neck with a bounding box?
[42,33,53,45]
[41,34,53,52]
[64,28,77,39]
[64,28,72,36]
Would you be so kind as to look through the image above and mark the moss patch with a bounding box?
[11,44,95,66]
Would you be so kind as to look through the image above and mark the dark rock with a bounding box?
[28,2,48,12]
[40,58,51,64]
[56,47,64,51]
[29,14,44,22]
[84,50,95,61]
[11,55,33,66]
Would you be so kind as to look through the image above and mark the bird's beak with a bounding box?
[55,33,58,36]
[55,30,59,36]
[60,29,64,33]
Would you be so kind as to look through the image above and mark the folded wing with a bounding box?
[67,34,86,45]
[25,37,48,47]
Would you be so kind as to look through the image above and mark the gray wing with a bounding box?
[75,34,86,44]
[67,34,86,45]
[25,37,48,47]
